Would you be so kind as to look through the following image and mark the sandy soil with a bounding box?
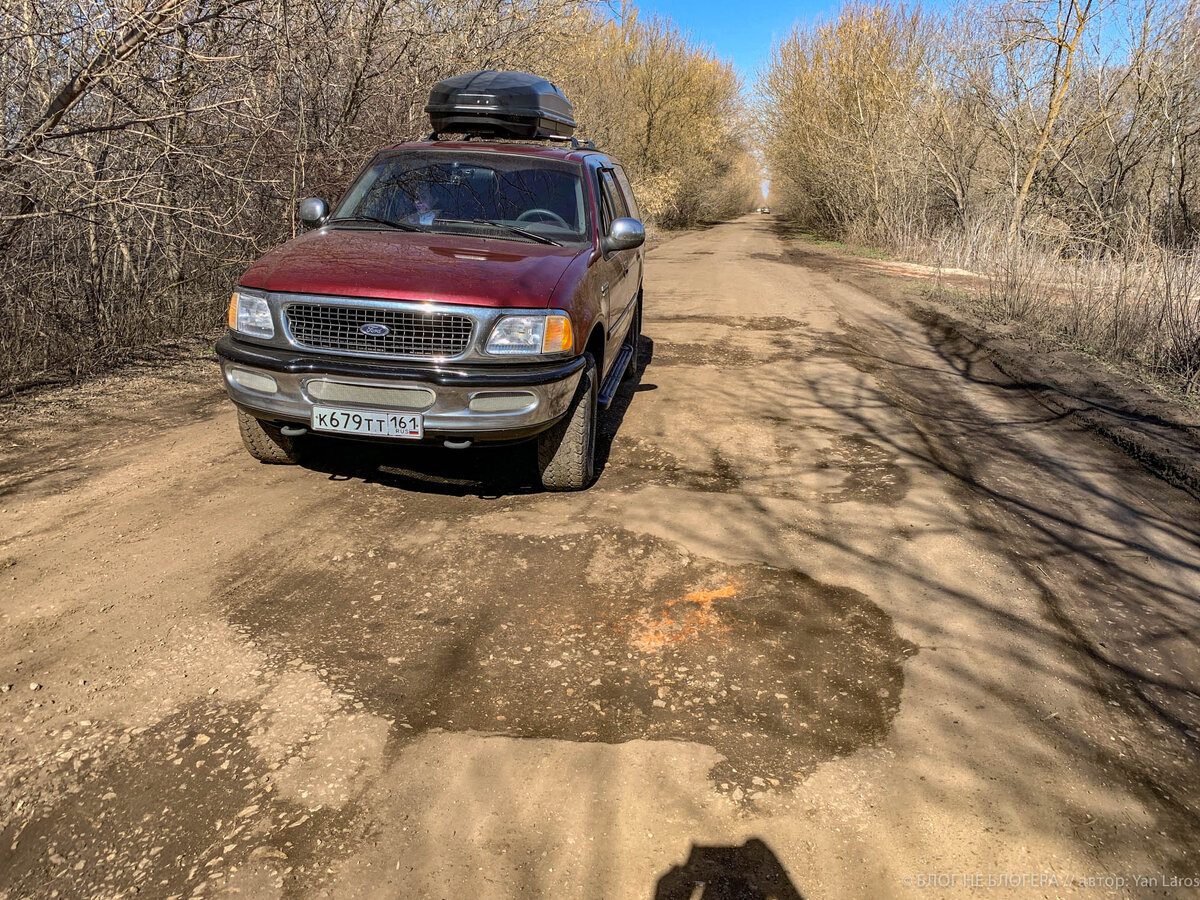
[2,216,1199,899]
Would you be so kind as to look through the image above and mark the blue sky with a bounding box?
[638,0,967,85]
[638,0,1133,82]
[638,0,847,83]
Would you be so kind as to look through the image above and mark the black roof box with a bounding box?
[425,70,576,140]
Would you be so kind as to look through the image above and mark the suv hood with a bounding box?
[239,227,586,308]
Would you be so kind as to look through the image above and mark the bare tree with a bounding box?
[759,0,1200,387]
[0,0,760,390]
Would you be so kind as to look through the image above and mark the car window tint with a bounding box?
[596,170,614,233]
[597,169,628,230]
[333,152,590,242]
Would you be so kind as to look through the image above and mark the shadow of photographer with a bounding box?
[654,838,805,900]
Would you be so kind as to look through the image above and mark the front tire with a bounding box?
[537,353,598,491]
[237,409,301,464]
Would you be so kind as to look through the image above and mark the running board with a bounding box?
[597,343,634,409]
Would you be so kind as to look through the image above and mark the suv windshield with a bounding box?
[331,151,589,245]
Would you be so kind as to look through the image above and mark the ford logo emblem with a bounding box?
[360,323,390,337]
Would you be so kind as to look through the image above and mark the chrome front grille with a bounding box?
[284,303,473,358]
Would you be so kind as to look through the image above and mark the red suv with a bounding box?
[216,71,644,490]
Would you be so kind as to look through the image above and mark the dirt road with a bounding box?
[3,215,1200,899]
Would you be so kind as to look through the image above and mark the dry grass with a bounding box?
[916,231,1200,395]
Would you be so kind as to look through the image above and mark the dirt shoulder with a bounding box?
[0,335,224,502]
[773,234,1200,501]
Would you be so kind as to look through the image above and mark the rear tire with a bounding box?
[237,409,301,464]
[537,353,598,491]
[623,293,642,380]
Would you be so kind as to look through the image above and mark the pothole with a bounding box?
[653,314,808,331]
[650,341,765,369]
[817,434,911,504]
[220,526,916,802]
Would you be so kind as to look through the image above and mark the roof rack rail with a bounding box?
[423,132,596,150]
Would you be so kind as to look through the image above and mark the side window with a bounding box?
[598,169,628,232]
[612,166,640,221]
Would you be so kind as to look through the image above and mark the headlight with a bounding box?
[227,290,274,339]
[486,314,573,355]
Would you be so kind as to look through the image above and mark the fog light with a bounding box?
[229,367,278,394]
[468,391,536,413]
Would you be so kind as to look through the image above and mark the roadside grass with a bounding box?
[914,281,1200,423]
[780,224,893,260]
[780,218,1200,405]
[976,243,1200,401]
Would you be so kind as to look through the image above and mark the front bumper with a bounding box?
[215,334,584,442]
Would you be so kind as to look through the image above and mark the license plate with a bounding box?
[311,406,423,439]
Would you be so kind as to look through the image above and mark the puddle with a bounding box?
[220,527,916,799]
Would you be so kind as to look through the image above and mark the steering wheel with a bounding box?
[516,208,569,228]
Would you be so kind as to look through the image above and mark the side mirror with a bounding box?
[298,197,329,228]
[604,217,645,252]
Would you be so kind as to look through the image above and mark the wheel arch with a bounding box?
[584,323,605,369]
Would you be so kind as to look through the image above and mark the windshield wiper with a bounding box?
[470,219,561,246]
[328,214,421,232]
